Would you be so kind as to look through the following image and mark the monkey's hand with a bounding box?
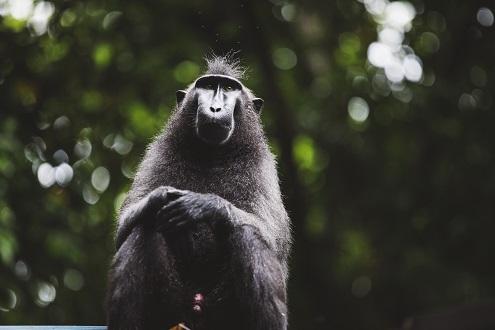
[155,189,231,233]
[115,186,181,250]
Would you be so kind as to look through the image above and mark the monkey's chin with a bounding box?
[196,123,232,145]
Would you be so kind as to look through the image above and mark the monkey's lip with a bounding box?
[196,122,232,145]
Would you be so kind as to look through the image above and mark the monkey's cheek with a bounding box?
[196,123,232,145]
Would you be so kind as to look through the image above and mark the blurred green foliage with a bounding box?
[0,0,494,328]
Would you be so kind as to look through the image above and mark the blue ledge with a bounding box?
[0,327,106,330]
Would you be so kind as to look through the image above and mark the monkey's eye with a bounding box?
[224,85,233,91]
[206,84,214,89]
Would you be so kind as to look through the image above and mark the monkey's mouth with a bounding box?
[196,122,233,145]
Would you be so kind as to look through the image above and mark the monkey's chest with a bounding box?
[165,222,228,288]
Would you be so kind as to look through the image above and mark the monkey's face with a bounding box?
[176,74,264,146]
[192,74,242,145]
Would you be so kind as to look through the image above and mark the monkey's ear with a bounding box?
[253,98,264,114]
[176,90,187,104]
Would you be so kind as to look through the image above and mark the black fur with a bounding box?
[106,56,291,330]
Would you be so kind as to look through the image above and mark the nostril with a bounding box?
[210,107,221,113]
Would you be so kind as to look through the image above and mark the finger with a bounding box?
[148,187,185,207]
[156,202,183,221]
[174,219,191,229]
[160,215,190,233]
[147,189,166,206]
[156,197,184,215]
[158,189,187,208]
[168,214,189,227]
[165,187,188,198]
[156,213,184,231]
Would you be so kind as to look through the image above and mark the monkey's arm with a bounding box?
[155,189,290,261]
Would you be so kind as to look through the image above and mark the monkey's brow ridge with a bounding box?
[195,75,242,90]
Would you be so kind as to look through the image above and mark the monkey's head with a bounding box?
[174,56,263,146]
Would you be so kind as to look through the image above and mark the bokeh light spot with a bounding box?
[367,42,392,68]
[102,11,122,30]
[63,269,84,291]
[403,55,423,82]
[458,93,477,111]
[384,1,416,31]
[37,282,56,306]
[74,138,92,159]
[281,4,296,22]
[53,116,70,130]
[293,135,316,170]
[82,184,99,205]
[37,162,55,188]
[417,32,440,54]
[112,134,133,155]
[30,1,54,35]
[477,7,494,27]
[14,260,30,280]
[384,58,405,83]
[53,149,69,164]
[8,0,33,20]
[360,0,387,16]
[54,163,73,187]
[0,288,17,311]
[60,9,76,27]
[378,27,404,46]
[173,61,200,84]
[272,47,297,70]
[348,97,370,123]
[93,43,113,68]
[91,166,110,192]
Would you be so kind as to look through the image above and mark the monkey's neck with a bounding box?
[166,131,266,169]
[188,144,258,165]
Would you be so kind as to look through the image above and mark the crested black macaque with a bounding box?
[106,55,291,330]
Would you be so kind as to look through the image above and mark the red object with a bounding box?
[193,293,204,304]
[192,292,204,314]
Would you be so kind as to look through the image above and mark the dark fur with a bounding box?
[106,56,291,330]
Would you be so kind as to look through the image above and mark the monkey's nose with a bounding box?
[209,106,222,113]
